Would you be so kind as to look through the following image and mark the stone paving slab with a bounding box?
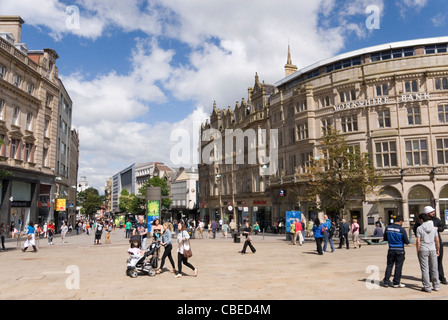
[0,229,447,301]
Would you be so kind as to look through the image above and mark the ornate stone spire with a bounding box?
[284,44,298,77]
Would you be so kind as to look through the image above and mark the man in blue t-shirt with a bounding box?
[382,215,410,288]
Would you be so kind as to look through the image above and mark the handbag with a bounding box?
[183,240,193,258]
[182,231,193,258]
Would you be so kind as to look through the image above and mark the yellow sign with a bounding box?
[56,199,66,211]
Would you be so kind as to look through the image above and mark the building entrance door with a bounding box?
[386,208,398,225]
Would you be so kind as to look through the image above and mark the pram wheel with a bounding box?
[127,269,138,278]
[148,269,156,277]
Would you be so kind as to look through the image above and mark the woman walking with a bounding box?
[312,218,324,255]
[22,222,38,252]
[175,222,198,278]
[61,222,68,244]
[239,221,256,254]
[156,222,176,274]
[351,219,361,248]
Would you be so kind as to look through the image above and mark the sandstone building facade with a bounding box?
[199,37,448,234]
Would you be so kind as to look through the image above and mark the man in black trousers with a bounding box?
[424,206,448,285]
[383,215,410,288]
[338,219,350,249]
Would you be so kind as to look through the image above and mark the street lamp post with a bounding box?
[334,156,345,220]
[215,174,222,223]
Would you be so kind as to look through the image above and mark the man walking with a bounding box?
[424,206,447,285]
[323,215,334,253]
[382,215,410,288]
[416,213,440,292]
[338,219,350,249]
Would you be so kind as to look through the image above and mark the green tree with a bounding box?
[138,176,172,210]
[77,187,104,216]
[119,189,145,215]
[299,128,382,219]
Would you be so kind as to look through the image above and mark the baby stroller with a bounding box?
[126,236,160,278]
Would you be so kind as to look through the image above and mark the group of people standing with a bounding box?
[383,206,446,293]
[310,215,364,255]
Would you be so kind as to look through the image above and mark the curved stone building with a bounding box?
[200,37,448,234]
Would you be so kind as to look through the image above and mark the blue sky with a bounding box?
[1,0,447,191]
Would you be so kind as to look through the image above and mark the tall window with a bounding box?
[25,143,33,162]
[45,94,52,108]
[12,107,19,125]
[376,84,389,96]
[26,113,33,131]
[296,101,307,112]
[0,100,4,120]
[289,127,296,144]
[339,90,356,103]
[297,123,308,140]
[439,105,448,123]
[320,96,330,108]
[44,120,50,137]
[43,148,48,167]
[435,78,448,90]
[436,138,448,165]
[378,110,391,128]
[341,115,358,132]
[27,83,34,95]
[321,119,332,135]
[405,139,428,166]
[0,65,5,79]
[12,74,21,87]
[375,141,397,168]
[301,152,313,173]
[10,139,18,159]
[404,80,418,93]
[407,106,421,125]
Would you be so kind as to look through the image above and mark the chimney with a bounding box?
[0,16,25,43]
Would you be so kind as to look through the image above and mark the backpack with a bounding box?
[329,224,336,236]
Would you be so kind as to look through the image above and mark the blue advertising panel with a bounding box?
[147,200,160,233]
[286,211,301,232]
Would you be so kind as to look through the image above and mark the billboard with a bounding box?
[56,199,66,211]
[147,200,160,232]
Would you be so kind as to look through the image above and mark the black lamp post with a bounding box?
[334,156,346,220]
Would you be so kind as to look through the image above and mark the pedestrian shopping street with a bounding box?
[0,228,447,300]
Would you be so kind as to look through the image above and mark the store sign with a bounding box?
[56,199,66,211]
[333,92,430,112]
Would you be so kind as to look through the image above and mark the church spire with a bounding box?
[284,44,297,77]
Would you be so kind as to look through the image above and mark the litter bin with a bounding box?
[234,233,241,243]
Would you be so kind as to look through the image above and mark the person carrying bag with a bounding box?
[175,222,198,278]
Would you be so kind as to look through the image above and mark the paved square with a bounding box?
[0,229,447,300]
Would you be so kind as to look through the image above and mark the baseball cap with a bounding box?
[424,206,435,214]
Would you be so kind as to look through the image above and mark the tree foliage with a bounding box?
[77,187,104,216]
[119,189,145,215]
[299,128,382,218]
[138,176,172,210]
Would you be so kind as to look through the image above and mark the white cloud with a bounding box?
[1,0,387,190]
[431,13,446,27]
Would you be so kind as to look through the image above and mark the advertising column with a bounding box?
[146,187,161,233]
